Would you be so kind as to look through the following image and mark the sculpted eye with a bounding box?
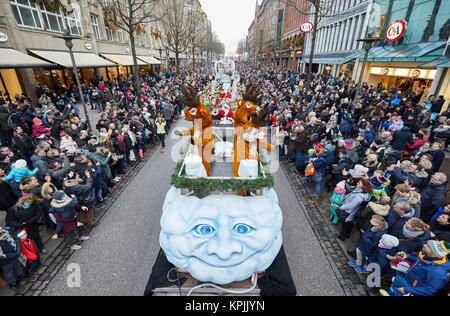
[246,102,254,109]
[233,224,254,235]
[192,224,215,236]
[189,108,197,115]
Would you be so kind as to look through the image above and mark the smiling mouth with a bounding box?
[192,255,251,268]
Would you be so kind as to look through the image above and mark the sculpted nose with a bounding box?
[207,229,243,260]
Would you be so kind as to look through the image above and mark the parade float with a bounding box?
[145,64,295,296]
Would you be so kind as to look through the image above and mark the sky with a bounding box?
[199,0,257,56]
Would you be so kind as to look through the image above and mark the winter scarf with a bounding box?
[402,225,425,239]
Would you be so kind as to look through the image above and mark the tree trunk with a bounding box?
[129,33,141,97]
[305,3,319,91]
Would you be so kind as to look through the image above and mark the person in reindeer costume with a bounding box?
[175,85,215,177]
[233,87,276,195]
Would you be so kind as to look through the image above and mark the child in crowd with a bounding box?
[330,180,346,225]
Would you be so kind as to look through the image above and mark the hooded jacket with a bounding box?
[391,127,413,151]
[4,166,38,183]
[358,223,388,257]
[421,182,448,215]
[402,252,450,296]
[0,229,22,265]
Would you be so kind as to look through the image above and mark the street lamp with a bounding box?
[353,36,383,106]
[158,48,162,70]
[53,29,92,132]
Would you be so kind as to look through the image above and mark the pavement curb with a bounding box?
[280,158,370,296]
[3,142,161,297]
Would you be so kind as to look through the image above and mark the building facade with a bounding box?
[302,0,373,78]
[0,0,211,102]
[281,0,308,70]
[358,0,449,108]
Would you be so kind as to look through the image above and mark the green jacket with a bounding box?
[87,153,112,180]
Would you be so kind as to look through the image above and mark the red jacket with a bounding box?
[21,238,38,263]
[405,138,426,155]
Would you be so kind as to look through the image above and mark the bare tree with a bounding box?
[279,0,336,90]
[156,0,198,76]
[100,0,165,92]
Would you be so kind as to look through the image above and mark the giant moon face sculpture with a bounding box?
[160,186,283,284]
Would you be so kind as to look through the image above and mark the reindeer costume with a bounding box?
[178,85,215,177]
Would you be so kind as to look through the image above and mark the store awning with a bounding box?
[137,55,161,65]
[363,41,446,62]
[100,53,147,66]
[28,49,116,68]
[303,49,365,65]
[0,47,55,69]
[418,55,450,68]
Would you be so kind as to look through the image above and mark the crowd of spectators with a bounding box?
[0,66,212,293]
[238,64,450,296]
[1,60,449,296]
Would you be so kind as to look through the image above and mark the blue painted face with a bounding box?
[160,187,283,284]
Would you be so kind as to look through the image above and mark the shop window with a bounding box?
[10,0,43,29]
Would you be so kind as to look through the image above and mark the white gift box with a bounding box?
[185,154,207,178]
[238,159,259,178]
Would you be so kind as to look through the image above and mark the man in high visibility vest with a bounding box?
[155,113,167,153]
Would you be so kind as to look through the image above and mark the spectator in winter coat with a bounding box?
[391,127,413,151]
[366,234,399,282]
[420,172,448,222]
[11,126,34,162]
[348,215,388,273]
[0,227,26,293]
[30,148,48,184]
[386,202,415,238]
[397,218,431,254]
[384,240,450,296]
[336,178,373,241]
[6,194,47,254]
[405,132,426,155]
[17,229,44,278]
[430,142,445,173]
[63,170,95,227]
[429,213,450,242]
[3,159,38,198]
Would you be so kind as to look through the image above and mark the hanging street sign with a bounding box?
[300,22,314,33]
[386,20,407,42]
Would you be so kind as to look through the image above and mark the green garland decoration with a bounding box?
[170,148,274,192]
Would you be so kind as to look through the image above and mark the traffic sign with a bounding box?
[386,20,406,42]
[300,22,313,33]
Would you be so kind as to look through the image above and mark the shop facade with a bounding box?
[0,0,165,103]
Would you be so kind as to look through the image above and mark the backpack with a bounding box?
[305,162,315,176]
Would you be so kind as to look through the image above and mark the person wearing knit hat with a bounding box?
[348,215,388,273]
[330,180,346,225]
[49,191,84,241]
[427,240,450,258]
[382,240,450,296]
